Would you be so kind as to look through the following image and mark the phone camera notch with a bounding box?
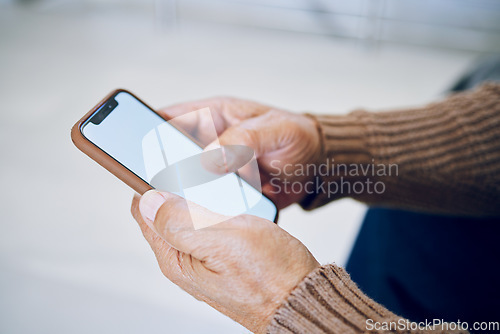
[90,98,118,125]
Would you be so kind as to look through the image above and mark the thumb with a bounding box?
[139,190,232,260]
[202,118,269,174]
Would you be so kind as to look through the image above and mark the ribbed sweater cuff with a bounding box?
[313,112,372,165]
[300,112,373,210]
[267,264,467,334]
[266,264,396,334]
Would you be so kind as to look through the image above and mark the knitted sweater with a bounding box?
[267,83,500,334]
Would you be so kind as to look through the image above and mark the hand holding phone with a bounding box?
[131,189,320,334]
[72,90,278,225]
[155,96,322,209]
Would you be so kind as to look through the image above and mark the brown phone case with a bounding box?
[71,89,157,195]
[71,89,279,222]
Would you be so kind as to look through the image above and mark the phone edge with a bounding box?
[71,89,153,195]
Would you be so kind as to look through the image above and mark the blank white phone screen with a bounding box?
[81,92,277,222]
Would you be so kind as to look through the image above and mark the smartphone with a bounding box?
[71,89,278,223]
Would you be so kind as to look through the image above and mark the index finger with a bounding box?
[158,97,273,139]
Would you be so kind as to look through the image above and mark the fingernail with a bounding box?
[139,190,167,222]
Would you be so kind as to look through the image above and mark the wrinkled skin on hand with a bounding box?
[131,191,320,333]
[158,97,322,209]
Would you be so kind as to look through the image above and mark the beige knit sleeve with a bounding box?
[267,264,467,334]
[300,83,500,216]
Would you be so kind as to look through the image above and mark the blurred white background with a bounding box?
[1,0,498,333]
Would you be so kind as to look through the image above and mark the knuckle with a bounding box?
[233,214,268,235]
[266,109,284,117]
[221,126,253,146]
[238,127,258,148]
